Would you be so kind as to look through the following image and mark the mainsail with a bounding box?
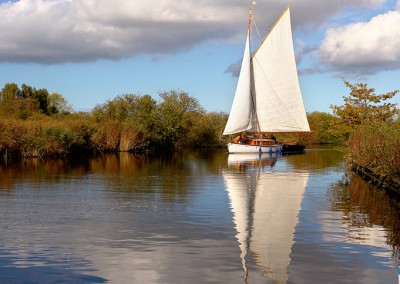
[223,6,310,135]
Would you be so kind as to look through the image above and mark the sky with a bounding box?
[0,0,399,113]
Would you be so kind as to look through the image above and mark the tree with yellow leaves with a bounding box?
[330,81,398,141]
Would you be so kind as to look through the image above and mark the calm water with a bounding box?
[0,147,399,283]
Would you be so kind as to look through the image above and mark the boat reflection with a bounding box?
[224,154,309,283]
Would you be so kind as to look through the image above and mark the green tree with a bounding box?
[152,90,204,149]
[48,92,73,115]
[20,84,35,99]
[33,88,50,115]
[306,111,341,144]
[1,83,56,116]
[92,94,156,122]
[330,81,398,140]
[91,94,158,151]
[0,83,20,102]
[188,111,228,148]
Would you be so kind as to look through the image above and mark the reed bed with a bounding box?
[349,122,400,181]
[0,117,94,158]
[0,117,152,159]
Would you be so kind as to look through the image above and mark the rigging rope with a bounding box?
[252,15,261,39]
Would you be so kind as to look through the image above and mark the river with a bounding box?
[0,146,399,283]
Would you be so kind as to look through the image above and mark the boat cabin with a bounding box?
[232,135,277,146]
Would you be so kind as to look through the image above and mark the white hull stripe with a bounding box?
[227,143,283,154]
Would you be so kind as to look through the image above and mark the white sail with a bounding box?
[223,30,254,135]
[250,7,309,132]
[223,6,310,135]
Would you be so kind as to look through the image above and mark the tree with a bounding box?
[188,111,228,148]
[306,111,341,144]
[33,88,50,115]
[48,92,73,115]
[20,84,35,99]
[0,83,20,102]
[330,81,398,140]
[152,90,204,149]
[92,93,157,123]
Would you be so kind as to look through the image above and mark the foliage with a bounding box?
[0,113,97,158]
[7,81,372,156]
[5,79,398,161]
[151,90,205,149]
[90,90,228,151]
[0,83,20,102]
[187,111,228,148]
[32,88,50,115]
[306,111,341,144]
[48,92,73,115]
[92,94,156,123]
[0,83,72,118]
[329,81,400,185]
[349,121,400,180]
[91,93,156,151]
[91,120,122,152]
[330,81,398,141]
[271,112,341,145]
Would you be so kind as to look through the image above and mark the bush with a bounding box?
[42,126,77,156]
[91,120,121,152]
[349,122,400,179]
[0,115,96,158]
[119,121,147,152]
[0,89,233,158]
[0,118,26,158]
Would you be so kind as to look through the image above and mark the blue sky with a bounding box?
[0,0,399,113]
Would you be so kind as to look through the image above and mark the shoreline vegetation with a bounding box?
[0,82,399,192]
[0,85,229,158]
[333,81,400,194]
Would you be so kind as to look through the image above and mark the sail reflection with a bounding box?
[224,154,309,283]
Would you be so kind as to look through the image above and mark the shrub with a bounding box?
[349,122,400,179]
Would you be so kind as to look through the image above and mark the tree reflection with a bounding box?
[0,158,89,192]
[330,172,400,258]
[284,145,345,172]
[0,152,226,201]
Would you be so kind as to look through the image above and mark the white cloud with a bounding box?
[0,0,242,63]
[319,5,400,76]
[0,0,391,64]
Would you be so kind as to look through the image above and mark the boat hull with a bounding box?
[227,142,283,154]
[282,144,306,153]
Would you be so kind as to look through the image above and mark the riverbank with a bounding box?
[351,161,400,195]
[0,115,226,160]
[348,121,400,194]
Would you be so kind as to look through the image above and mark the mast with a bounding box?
[248,9,261,137]
[248,8,262,143]
[248,9,253,32]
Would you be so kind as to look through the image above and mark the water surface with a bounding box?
[0,147,399,283]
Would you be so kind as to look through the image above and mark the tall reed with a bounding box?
[349,122,400,180]
[0,116,94,158]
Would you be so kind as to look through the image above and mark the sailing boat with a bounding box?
[223,6,310,154]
